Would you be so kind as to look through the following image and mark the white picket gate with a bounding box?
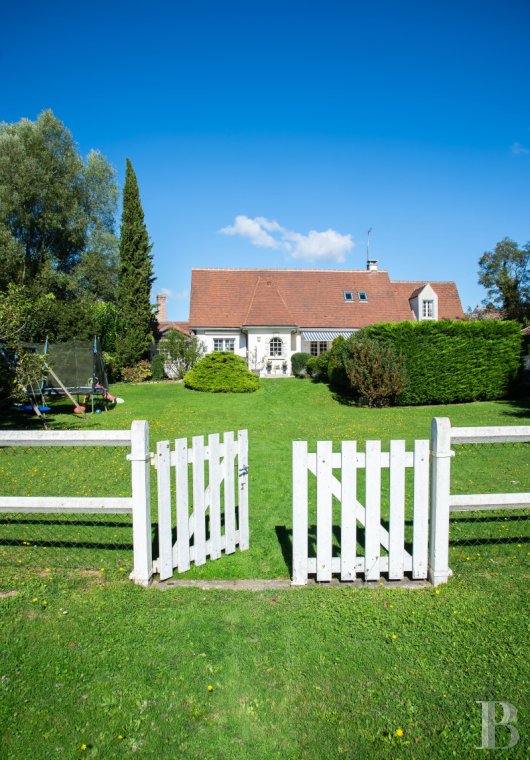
[152,430,249,580]
[292,439,431,584]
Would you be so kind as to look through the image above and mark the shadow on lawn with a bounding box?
[498,398,530,420]
[276,524,385,575]
[0,537,132,550]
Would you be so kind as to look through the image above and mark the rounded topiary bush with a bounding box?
[184,352,260,393]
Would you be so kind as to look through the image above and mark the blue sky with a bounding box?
[2,0,529,319]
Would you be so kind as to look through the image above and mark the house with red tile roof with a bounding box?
[184,261,464,376]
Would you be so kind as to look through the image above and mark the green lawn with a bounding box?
[0,380,528,758]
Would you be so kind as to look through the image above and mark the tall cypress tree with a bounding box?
[116,159,155,366]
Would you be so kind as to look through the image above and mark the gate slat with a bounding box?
[413,439,429,578]
[388,440,406,579]
[208,434,222,560]
[192,435,206,566]
[340,441,357,581]
[238,430,249,551]
[292,441,309,585]
[365,440,381,581]
[156,440,173,581]
[316,441,333,581]
[223,432,236,555]
[175,436,191,572]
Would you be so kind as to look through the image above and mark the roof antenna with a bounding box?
[366,228,372,268]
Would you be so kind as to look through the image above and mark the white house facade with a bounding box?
[174,263,464,377]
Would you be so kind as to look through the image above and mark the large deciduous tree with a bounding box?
[0,110,119,300]
[478,237,530,323]
[116,159,155,366]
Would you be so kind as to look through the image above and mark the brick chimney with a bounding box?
[156,292,167,322]
[366,259,378,271]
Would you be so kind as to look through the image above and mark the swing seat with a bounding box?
[15,404,51,413]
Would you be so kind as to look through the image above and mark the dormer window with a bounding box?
[422,300,434,318]
[358,291,368,302]
[344,291,354,302]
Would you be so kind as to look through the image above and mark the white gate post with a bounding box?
[428,417,452,586]
[129,420,153,586]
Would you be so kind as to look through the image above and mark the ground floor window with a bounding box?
[269,337,283,357]
[310,341,328,356]
[213,338,235,352]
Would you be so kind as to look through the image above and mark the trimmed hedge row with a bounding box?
[360,320,523,405]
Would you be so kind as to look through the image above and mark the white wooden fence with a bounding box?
[152,430,249,581]
[292,439,431,585]
[429,417,530,586]
[0,422,152,585]
[293,420,530,587]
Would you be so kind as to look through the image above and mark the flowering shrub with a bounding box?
[121,360,152,383]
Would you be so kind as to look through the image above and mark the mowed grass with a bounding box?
[0,379,528,578]
[0,380,529,758]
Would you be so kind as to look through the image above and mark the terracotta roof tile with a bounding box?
[156,321,191,336]
[189,269,464,328]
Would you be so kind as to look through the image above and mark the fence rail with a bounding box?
[0,422,152,584]
[434,419,530,514]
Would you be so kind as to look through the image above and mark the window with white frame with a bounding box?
[213,338,235,352]
[269,337,283,357]
[422,300,434,318]
[358,291,368,302]
[310,341,328,356]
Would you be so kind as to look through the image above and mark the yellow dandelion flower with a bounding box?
[208,685,214,692]
[81,744,87,751]
[391,634,398,640]
[118,567,125,572]
[31,597,38,603]
[117,735,124,740]
[395,728,404,737]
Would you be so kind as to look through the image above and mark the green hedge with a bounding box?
[360,320,523,405]
[184,352,260,393]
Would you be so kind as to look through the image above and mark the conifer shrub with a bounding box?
[150,353,166,381]
[327,335,349,389]
[184,352,260,393]
[291,352,311,377]
[306,351,331,380]
[360,320,523,404]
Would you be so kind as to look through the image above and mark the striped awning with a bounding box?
[301,330,357,341]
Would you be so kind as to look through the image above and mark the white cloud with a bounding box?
[283,228,353,263]
[219,215,282,249]
[511,142,530,155]
[219,215,353,263]
[159,287,188,300]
